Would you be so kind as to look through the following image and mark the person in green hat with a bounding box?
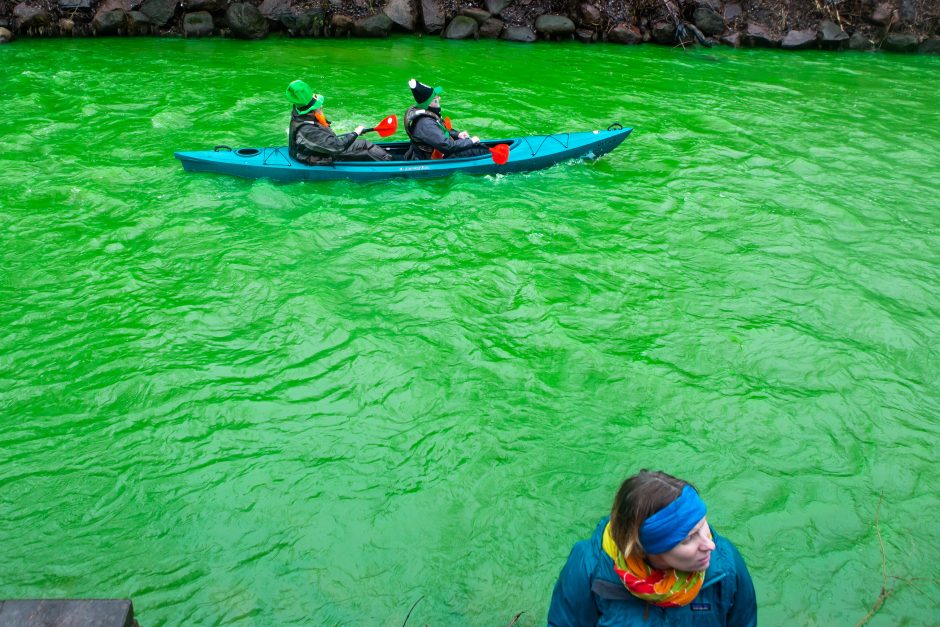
[403,79,490,161]
[286,79,392,164]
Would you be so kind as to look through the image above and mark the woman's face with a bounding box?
[648,517,715,572]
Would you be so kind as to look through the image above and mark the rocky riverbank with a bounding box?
[1,0,938,54]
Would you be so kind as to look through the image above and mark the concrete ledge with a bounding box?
[0,599,137,627]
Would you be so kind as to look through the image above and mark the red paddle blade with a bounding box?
[374,115,398,137]
[444,116,453,131]
[489,143,510,165]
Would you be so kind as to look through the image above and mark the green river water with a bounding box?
[1,37,939,626]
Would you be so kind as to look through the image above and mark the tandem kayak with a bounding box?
[174,125,632,182]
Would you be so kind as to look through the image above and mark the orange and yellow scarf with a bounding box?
[602,522,705,607]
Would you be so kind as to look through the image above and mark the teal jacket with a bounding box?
[548,517,757,627]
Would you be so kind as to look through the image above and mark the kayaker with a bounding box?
[286,80,392,165]
[403,79,491,161]
[548,470,757,626]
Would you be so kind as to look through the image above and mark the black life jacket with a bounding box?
[288,113,333,166]
[404,105,448,159]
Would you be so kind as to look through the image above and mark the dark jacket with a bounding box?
[548,517,757,627]
[403,105,480,161]
[289,108,362,165]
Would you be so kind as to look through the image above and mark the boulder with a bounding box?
[13,3,53,30]
[685,22,707,44]
[281,8,324,36]
[484,0,510,16]
[460,8,490,23]
[818,19,848,49]
[354,12,393,37]
[226,2,268,38]
[383,0,415,31]
[93,9,126,34]
[420,0,444,33]
[781,28,816,49]
[0,26,13,42]
[187,0,227,12]
[869,2,894,25]
[479,17,502,38]
[882,32,918,52]
[848,30,874,50]
[900,0,915,23]
[126,10,153,33]
[650,20,675,44]
[575,27,595,43]
[58,17,74,33]
[578,3,601,27]
[720,31,741,47]
[331,14,354,35]
[608,23,641,44]
[693,6,723,36]
[501,25,535,42]
[183,10,213,36]
[744,22,780,47]
[259,0,290,20]
[693,0,720,10]
[443,15,477,39]
[919,38,940,54]
[97,0,137,11]
[139,0,177,26]
[535,14,575,37]
[723,3,741,23]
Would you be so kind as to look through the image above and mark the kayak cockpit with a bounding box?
[220,140,516,163]
[374,139,516,162]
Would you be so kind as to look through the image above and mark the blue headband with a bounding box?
[639,486,707,555]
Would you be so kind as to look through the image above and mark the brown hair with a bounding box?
[609,470,692,558]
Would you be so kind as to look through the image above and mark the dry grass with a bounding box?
[855,494,893,627]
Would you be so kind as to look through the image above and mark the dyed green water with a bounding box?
[2,37,939,625]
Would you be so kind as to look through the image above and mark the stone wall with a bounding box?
[1,0,938,54]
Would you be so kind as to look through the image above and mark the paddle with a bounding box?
[488,143,510,165]
[360,115,398,137]
[443,117,510,165]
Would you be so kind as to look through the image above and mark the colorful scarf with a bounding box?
[602,522,705,607]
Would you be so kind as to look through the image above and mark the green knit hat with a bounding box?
[286,79,324,115]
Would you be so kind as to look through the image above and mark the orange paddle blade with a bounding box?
[374,115,398,137]
[489,143,510,165]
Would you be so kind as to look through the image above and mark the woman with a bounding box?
[548,470,756,626]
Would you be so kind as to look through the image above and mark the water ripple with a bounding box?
[1,38,939,626]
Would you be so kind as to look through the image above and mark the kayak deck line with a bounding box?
[517,133,575,156]
[174,126,633,182]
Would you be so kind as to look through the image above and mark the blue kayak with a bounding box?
[174,126,632,182]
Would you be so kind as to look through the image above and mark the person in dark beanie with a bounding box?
[403,79,491,161]
[286,80,392,165]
